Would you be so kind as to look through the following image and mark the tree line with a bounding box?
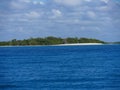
[0,36,105,46]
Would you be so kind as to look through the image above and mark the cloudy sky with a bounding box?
[0,0,120,41]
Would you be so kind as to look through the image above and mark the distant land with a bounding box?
[0,36,119,46]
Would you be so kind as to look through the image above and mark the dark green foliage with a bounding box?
[79,38,105,43]
[66,37,79,44]
[45,36,64,45]
[0,36,105,46]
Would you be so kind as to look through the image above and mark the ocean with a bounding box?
[0,45,120,90]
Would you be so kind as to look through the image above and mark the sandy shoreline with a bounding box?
[0,43,104,47]
[53,43,103,46]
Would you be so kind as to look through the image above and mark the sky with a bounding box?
[0,0,120,42]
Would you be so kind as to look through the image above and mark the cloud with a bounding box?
[32,1,45,5]
[85,0,92,2]
[11,0,45,9]
[18,0,31,3]
[11,1,26,9]
[101,0,109,4]
[22,0,45,5]
[54,0,94,6]
[87,11,96,19]
[51,9,62,18]
[54,0,82,6]
[98,6,109,11]
[25,11,41,18]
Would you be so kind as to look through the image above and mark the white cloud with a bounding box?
[54,0,93,6]
[11,0,45,9]
[51,9,62,18]
[101,0,109,3]
[54,0,82,6]
[87,11,96,19]
[18,0,31,3]
[85,0,92,2]
[11,1,25,9]
[33,1,45,5]
[98,6,109,11]
[25,11,41,18]
[39,1,45,5]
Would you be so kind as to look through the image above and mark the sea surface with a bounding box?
[0,45,120,90]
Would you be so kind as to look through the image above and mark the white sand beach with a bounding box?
[53,43,103,46]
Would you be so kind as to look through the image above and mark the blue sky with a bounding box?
[0,0,120,41]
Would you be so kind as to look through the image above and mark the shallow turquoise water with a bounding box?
[0,45,120,90]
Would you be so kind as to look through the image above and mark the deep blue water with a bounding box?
[0,45,120,90]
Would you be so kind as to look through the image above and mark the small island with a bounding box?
[0,36,105,46]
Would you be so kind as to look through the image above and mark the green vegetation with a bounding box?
[0,36,105,46]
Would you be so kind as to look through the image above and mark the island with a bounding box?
[0,36,106,46]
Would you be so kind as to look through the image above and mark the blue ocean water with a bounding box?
[0,45,120,90]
